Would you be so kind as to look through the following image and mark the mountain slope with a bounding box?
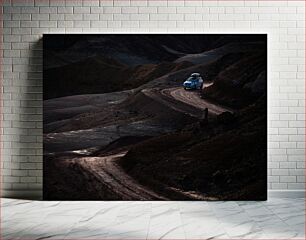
[44,55,193,99]
[203,52,267,109]
[120,97,267,200]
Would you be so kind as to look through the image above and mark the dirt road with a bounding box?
[166,87,233,114]
[78,152,168,200]
[72,85,232,200]
[75,151,213,200]
[142,82,233,121]
[48,83,233,200]
[162,82,233,115]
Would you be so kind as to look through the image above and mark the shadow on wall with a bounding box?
[4,38,43,200]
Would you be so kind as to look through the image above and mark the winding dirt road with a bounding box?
[167,87,233,114]
[163,83,233,115]
[142,82,233,121]
[70,85,233,200]
[77,152,168,200]
[51,83,234,200]
[76,151,214,200]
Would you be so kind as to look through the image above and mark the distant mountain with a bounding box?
[44,34,267,101]
[44,34,266,69]
[175,41,265,65]
[44,55,193,99]
[44,35,212,69]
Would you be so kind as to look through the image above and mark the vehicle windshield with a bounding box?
[188,77,198,81]
[191,74,200,77]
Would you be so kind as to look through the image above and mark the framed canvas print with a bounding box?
[43,34,267,200]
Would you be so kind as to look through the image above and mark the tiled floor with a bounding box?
[2,198,305,239]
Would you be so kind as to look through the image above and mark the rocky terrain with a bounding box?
[44,34,267,200]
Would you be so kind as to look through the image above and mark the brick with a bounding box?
[113,0,130,6]
[269,162,279,169]
[176,7,196,14]
[21,21,39,28]
[280,142,296,149]
[121,7,138,14]
[107,21,121,28]
[83,0,99,6]
[12,170,28,177]
[21,7,39,13]
[20,176,37,183]
[168,14,184,21]
[4,21,20,28]
[288,183,305,189]
[12,0,34,7]
[195,7,209,14]
[289,169,304,176]
[272,169,289,176]
[57,21,73,28]
[158,20,176,28]
[280,176,296,183]
[139,21,158,28]
[157,7,176,14]
[83,14,99,20]
[268,176,279,183]
[167,0,184,6]
[35,0,49,6]
[12,28,31,35]
[4,6,21,13]
[130,14,149,21]
[289,121,304,128]
[74,21,90,28]
[251,7,279,14]
[4,35,21,43]
[103,7,121,14]
[65,0,82,6]
[234,7,251,13]
[279,128,297,135]
[113,14,129,21]
[210,21,234,28]
[32,13,49,20]
[4,176,20,183]
[148,0,167,7]
[74,7,90,14]
[297,176,305,183]
[209,7,225,13]
[28,170,42,177]
[280,162,296,169]
[279,7,297,14]
[184,0,202,7]
[150,14,167,21]
[219,14,244,20]
[136,7,155,14]
[57,7,73,14]
[50,14,65,21]
[99,14,113,20]
[49,0,65,6]
[65,14,83,21]
[184,14,202,21]
[39,6,57,13]
[121,20,139,28]
[271,183,287,189]
[90,7,104,13]
[90,21,107,28]
[12,14,31,20]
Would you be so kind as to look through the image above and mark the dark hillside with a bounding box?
[44,56,193,99]
[120,97,267,200]
[202,52,267,109]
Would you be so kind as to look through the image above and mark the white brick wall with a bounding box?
[1,0,305,197]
